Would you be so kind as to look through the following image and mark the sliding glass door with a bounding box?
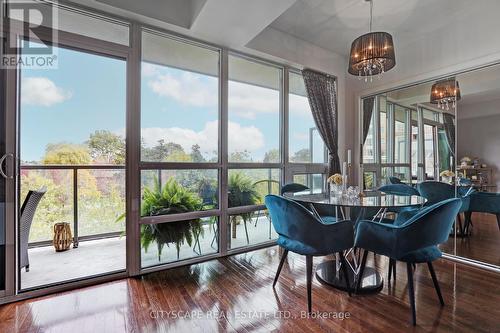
[0,38,6,294]
[18,42,127,290]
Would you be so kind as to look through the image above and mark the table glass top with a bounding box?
[290,191,427,208]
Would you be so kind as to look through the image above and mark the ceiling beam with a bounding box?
[190,0,297,48]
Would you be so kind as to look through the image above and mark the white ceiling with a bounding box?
[269,0,472,56]
[69,0,500,93]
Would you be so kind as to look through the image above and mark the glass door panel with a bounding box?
[0,41,6,293]
[19,42,127,290]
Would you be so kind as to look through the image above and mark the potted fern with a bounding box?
[228,172,261,242]
[140,177,203,260]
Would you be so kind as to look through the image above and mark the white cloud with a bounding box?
[145,66,281,119]
[289,93,312,117]
[148,71,218,108]
[21,77,72,107]
[142,63,160,77]
[140,120,264,154]
[228,81,279,119]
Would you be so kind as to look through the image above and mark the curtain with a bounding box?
[362,97,375,144]
[302,69,340,176]
[442,112,456,157]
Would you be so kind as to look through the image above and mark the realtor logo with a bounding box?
[1,0,59,69]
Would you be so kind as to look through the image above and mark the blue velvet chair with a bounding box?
[379,184,420,197]
[466,192,500,233]
[388,176,402,184]
[418,181,472,235]
[281,183,310,195]
[265,195,354,313]
[354,198,462,325]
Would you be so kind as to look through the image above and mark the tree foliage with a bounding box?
[42,143,91,165]
[87,130,125,165]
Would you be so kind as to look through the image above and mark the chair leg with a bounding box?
[356,250,369,294]
[406,262,417,326]
[393,260,397,281]
[306,255,313,313]
[273,249,289,287]
[339,252,351,296]
[427,262,444,306]
[496,214,500,232]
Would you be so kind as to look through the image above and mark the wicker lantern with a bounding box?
[53,222,73,252]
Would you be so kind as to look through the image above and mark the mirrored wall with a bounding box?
[361,63,500,269]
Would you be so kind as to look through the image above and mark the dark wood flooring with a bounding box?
[441,212,500,266]
[0,247,499,332]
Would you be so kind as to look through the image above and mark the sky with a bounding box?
[21,44,324,163]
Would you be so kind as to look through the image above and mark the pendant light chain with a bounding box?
[369,0,373,33]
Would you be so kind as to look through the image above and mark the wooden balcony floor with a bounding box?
[3,246,500,332]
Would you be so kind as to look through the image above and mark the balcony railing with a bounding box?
[21,164,126,248]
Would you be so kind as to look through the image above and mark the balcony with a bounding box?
[20,165,278,289]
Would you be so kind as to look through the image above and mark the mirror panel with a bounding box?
[361,80,457,257]
[456,65,500,267]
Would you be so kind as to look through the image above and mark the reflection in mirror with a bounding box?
[455,65,500,267]
[361,83,454,190]
[361,80,457,257]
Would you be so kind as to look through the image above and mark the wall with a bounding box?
[247,27,351,165]
[458,101,500,188]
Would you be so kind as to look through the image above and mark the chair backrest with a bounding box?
[398,198,462,255]
[19,189,46,246]
[388,176,402,184]
[379,183,420,196]
[280,183,309,195]
[417,181,455,205]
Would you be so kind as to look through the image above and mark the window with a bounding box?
[424,124,436,179]
[293,174,325,194]
[140,30,221,268]
[362,100,376,164]
[228,55,281,163]
[380,98,388,164]
[394,106,408,164]
[19,42,127,288]
[411,125,419,178]
[141,31,219,163]
[227,169,280,207]
[141,169,218,216]
[288,72,325,163]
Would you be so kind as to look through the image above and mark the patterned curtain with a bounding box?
[362,97,375,144]
[302,69,340,176]
[442,112,456,157]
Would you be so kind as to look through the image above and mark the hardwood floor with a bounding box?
[441,212,500,266]
[1,247,499,333]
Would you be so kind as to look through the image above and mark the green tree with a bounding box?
[290,148,311,163]
[42,143,91,165]
[141,139,186,162]
[229,150,252,162]
[87,130,125,165]
[263,149,280,163]
[190,144,205,162]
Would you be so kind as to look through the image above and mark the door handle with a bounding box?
[0,153,14,179]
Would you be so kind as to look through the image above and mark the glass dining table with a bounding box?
[288,191,427,294]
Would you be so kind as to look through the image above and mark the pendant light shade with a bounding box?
[430,78,461,110]
[348,31,396,76]
[348,0,396,80]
